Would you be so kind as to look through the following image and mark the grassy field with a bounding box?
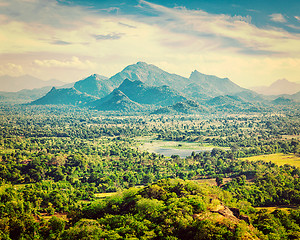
[241,153,300,168]
[94,192,117,199]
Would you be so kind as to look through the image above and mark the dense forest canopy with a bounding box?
[0,104,299,239]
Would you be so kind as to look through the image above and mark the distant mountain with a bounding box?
[290,91,300,101]
[264,91,300,102]
[251,79,300,95]
[27,61,259,112]
[91,89,144,112]
[184,70,246,100]
[152,100,209,114]
[205,95,258,111]
[0,87,52,104]
[108,62,188,90]
[0,75,65,92]
[30,87,97,105]
[206,95,245,106]
[231,90,265,102]
[272,97,295,105]
[117,79,186,106]
[108,62,245,101]
[73,74,111,98]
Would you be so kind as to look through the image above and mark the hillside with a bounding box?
[30,87,98,105]
[117,78,186,106]
[108,61,188,90]
[75,179,263,239]
[152,100,209,114]
[92,89,144,111]
[184,70,246,100]
[272,97,295,105]
[73,74,111,98]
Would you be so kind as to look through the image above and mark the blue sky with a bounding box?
[0,0,299,87]
[64,0,300,33]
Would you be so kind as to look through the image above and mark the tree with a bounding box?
[216,176,223,187]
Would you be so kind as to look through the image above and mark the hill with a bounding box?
[76,179,262,239]
[108,61,189,90]
[30,87,97,105]
[205,95,259,112]
[272,97,295,105]
[184,70,246,100]
[251,79,300,95]
[0,87,52,104]
[73,74,111,98]
[117,78,186,106]
[152,100,209,114]
[231,90,265,102]
[91,89,144,112]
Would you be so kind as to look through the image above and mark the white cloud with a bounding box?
[0,0,90,28]
[269,13,286,23]
[0,63,24,76]
[0,0,299,87]
[33,57,96,69]
[137,1,300,57]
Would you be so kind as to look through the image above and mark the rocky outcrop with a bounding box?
[210,205,250,224]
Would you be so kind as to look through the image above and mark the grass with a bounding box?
[136,136,228,152]
[240,153,300,168]
[94,192,117,199]
[255,206,298,213]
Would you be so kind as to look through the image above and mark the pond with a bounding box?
[153,147,216,158]
[136,137,228,158]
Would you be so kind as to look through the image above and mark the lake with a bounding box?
[153,147,215,158]
[136,137,228,158]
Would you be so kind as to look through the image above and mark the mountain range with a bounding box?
[1,62,299,113]
[251,79,300,95]
[0,75,65,92]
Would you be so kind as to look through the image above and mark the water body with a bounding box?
[137,138,229,158]
[153,147,214,158]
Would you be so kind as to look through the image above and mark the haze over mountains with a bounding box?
[29,61,254,111]
[0,62,299,112]
[0,75,66,92]
[251,79,300,95]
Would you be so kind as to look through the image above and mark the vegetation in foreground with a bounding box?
[0,105,299,239]
[1,179,300,239]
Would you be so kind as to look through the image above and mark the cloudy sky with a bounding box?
[0,0,299,87]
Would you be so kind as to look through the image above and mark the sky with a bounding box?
[0,0,299,88]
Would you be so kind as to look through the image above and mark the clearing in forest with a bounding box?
[241,153,300,168]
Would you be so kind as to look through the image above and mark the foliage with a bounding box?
[0,105,299,239]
